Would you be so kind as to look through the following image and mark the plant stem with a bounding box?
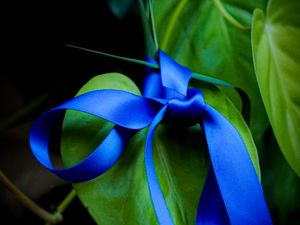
[67,45,233,87]
[45,189,77,225]
[148,0,159,50]
[66,45,159,69]
[0,87,61,132]
[161,0,188,50]
[57,189,76,212]
[212,0,250,31]
[138,0,156,58]
[0,170,62,224]
[192,72,233,87]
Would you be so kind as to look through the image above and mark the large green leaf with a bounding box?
[153,0,269,146]
[60,73,260,224]
[251,0,300,176]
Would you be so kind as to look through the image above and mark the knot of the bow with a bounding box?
[143,50,205,126]
[164,88,205,126]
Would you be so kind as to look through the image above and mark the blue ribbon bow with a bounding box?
[29,50,272,225]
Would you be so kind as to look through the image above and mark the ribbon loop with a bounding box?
[29,89,160,182]
[159,50,192,97]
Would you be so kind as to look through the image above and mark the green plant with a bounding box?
[1,0,299,224]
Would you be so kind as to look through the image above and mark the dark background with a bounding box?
[0,1,145,224]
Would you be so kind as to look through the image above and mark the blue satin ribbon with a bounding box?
[29,50,272,224]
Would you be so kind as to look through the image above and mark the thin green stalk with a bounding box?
[67,45,232,87]
[0,170,62,224]
[138,0,156,58]
[45,189,77,225]
[57,189,76,212]
[192,72,233,87]
[0,86,62,132]
[0,96,46,131]
[148,0,159,50]
[161,0,189,50]
[212,0,250,31]
[66,45,159,69]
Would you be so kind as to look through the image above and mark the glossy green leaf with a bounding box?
[60,73,260,224]
[252,1,300,176]
[153,0,269,145]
